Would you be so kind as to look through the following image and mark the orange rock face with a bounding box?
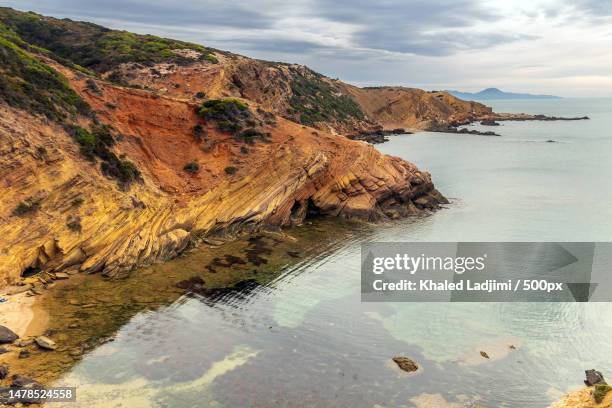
[0,62,446,284]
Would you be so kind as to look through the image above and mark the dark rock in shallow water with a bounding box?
[0,365,8,379]
[480,119,500,126]
[176,276,205,292]
[0,325,18,344]
[480,351,490,359]
[393,356,419,372]
[545,139,557,143]
[428,125,500,136]
[348,128,412,144]
[585,369,605,386]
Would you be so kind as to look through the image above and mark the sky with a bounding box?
[3,0,612,96]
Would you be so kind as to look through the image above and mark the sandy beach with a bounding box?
[0,291,47,339]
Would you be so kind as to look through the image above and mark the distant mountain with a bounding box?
[447,88,561,101]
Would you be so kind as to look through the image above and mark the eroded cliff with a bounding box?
[0,8,451,285]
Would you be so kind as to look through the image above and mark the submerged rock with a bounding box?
[585,369,605,386]
[480,119,500,126]
[392,356,419,372]
[0,325,18,344]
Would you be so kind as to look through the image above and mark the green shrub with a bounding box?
[69,124,141,185]
[184,160,199,174]
[12,197,40,216]
[216,120,242,134]
[0,24,91,122]
[224,166,237,175]
[198,99,248,118]
[66,216,82,232]
[71,197,84,207]
[286,66,364,126]
[102,157,141,184]
[594,383,611,403]
[197,99,258,136]
[237,128,265,144]
[192,124,205,140]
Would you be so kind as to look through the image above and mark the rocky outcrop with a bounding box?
[0,9,450,286]
[339,86,493,132]
[550,370,612,407]
[0,67,446,284]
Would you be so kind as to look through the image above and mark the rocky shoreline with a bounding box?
[551,370,612,407]
[423,112,589,138]
[347,128,411,144]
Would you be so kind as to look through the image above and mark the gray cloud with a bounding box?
[2,0,276,29]
[4,0,529,57]
[2,0,610,96]
[310,0,520,55]
[572,0,612,18]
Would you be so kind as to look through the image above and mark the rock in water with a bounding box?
[480,351,490,359]
[585,369,605,386]
[0,325,18,344]
[35,335,58,350]
[392,356,419,372]
[0,365,8,379]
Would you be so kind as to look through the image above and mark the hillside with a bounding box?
[0,8,459,284]
[0,8,494,135]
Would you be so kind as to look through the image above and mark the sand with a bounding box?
[0,291,47,338]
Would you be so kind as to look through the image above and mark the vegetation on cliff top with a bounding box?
[0,7,217,74]
[285,66,365,126]
[0,12,143,187]
[0,22,91,122]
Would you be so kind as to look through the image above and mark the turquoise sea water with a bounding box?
[53,98,612,407]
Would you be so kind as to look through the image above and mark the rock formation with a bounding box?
[0,8,453,284]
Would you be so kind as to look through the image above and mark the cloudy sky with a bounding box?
[4,0,612,96]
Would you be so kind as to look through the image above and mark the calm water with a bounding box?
[50,99,612,408]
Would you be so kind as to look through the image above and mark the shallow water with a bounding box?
[40,98,612,407]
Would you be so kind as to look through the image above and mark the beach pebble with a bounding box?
[35,336,58,350]
[14,338,33,347]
